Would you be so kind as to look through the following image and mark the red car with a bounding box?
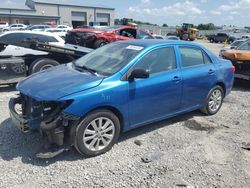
[65,26,154,49]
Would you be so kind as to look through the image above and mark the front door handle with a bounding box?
[172,76,181,82]
[208,69,215,74]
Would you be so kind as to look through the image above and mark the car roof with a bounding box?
[0,30,61,37]
[117,39,201,48]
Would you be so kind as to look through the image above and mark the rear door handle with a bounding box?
[172,76,181,82]
[208,69,215,74]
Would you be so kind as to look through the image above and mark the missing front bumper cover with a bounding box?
[9,95,80,158]
[9,97,30,133]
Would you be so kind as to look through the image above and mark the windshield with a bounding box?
[93,26,120,31]
[74,43,144,76]
[231,40,244,47]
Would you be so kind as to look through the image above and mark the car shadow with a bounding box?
[232,79,250,92]
[119,110,202,143]
[0,111,202,166]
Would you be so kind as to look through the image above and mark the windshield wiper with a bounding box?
[81,66,99,76]
[73,62,98,76]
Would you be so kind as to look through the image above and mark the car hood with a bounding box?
[223,50,250,61]
[17,63,104,101]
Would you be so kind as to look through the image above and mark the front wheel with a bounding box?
[75,110,120,157]
[181,34,189,41]
[93,39,108,49]
[201,85,224,115]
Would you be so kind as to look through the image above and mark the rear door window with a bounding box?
[179,47,210,67]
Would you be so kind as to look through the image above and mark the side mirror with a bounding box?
[230,46,235,49]
[128,68,149,80]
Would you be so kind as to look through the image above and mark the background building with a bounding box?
[0,0,115,28]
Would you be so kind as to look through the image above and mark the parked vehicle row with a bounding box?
[0,25,155,85]
[0,24,73,32]
[65,25,154,49]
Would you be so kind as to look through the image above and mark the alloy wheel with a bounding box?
[83,117,115,151]
[208,89,222,112]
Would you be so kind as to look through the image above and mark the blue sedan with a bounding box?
[9,40,234,157]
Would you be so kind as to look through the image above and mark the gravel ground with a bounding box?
[0,40,250,188]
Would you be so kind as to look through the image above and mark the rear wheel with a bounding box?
[93,39,108,49]
[201,85,224,115]
[29,58,60,74]
[75,110,120,157]
[210,39,214,43]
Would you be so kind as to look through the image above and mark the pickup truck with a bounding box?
[207,33,235,43]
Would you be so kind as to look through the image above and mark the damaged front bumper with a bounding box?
[9,94,80,157]
[9,97,30,132]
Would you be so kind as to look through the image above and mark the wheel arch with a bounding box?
[95,35,109,42]
[214,82,226,97]
[84,105,124,133]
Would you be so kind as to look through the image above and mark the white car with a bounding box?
[0,31,65,57]
[25,25,51,32]
[3,24,27,32]
[241,35,250,39]
[0,22,9,32]
[56,25,73,31]
[45,28,67,38]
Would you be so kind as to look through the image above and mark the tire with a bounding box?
[28,58,60,74]
[200,85,224,115]
[93,39,108,49]
[210,39,214,43]
[181,34,189,41]
[75,109,120,157]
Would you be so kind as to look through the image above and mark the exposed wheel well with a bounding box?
[85,106,124,132]
[215,82,226,97]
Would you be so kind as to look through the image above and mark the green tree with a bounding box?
[197,23,216,30]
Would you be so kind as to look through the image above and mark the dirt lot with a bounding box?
[0,40,250,188]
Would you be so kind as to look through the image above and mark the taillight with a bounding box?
[231,66,235,73]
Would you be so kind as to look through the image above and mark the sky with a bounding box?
[3,0,250,27]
